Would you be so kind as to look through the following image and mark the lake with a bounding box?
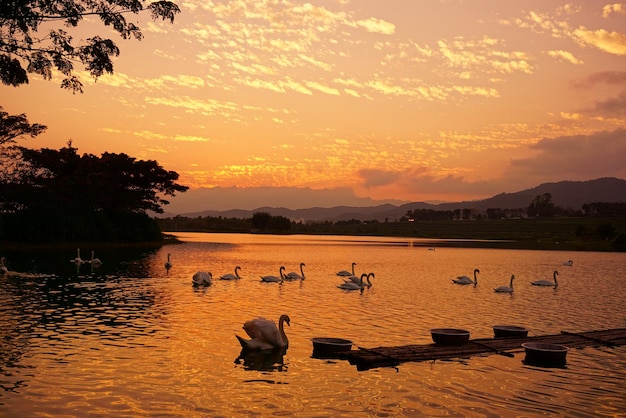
[1,233,625,416]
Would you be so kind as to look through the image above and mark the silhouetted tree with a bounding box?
[0,107,47,146]
[527,193,557,217]
[0,142,188,243]
[8,142,187,214]
[251,212,291,232]
[251,212,273,230]
[0,0,180,92]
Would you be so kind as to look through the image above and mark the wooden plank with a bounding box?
[342,328,626,370]
[561,330,616,347]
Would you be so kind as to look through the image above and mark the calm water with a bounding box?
[1,233,625,417]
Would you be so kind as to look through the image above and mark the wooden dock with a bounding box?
[341,328,626,370]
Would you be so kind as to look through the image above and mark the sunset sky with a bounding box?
[3,0,626,212]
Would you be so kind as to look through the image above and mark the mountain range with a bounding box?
[165,177,626,222]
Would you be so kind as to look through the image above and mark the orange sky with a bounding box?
[3,1,626,211]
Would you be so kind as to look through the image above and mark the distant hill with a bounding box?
[172,177,626,222]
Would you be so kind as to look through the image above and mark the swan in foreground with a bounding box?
[70,248,84,265]
[563,260,573,266]
[336,262,356,277]
[494,275,515,293]
[453,268,479,285]
[338,273,368,290]
[236,314,291,350]
[531,270,559,287]
[285,262,306,280]
[192,271,212,286]
[0,257,7,276]
[88,250,102,267]
[220,266,241,280]
[261,266,286,283]
[164,253,172,270]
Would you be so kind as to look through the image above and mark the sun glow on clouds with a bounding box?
[6,1,626,206]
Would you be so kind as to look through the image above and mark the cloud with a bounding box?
[547,50,583,64]
[602,3,626,18]
[515,8,626,56]
[572,27,626,55]
[572,70,626,87]
[587,91,626,116]
[358,169,403,187]
[507,128,626,180]
[355,17,396,35]
[353,129,626,203]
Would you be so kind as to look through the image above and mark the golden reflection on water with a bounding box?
[1,232,625,416]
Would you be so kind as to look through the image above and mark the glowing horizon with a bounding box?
[3,1,626,207]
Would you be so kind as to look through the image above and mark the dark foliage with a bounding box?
[527,193,557,217]
[2,205,162,244]
[0,0,180,92]
[251,211,291,232]
[0,142,187,244]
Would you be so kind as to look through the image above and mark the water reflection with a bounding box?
[234,348,287,372]
[1,233,625,416]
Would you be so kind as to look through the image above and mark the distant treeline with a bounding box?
[155,200,626,252]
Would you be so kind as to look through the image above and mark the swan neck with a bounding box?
[278,317,289,346]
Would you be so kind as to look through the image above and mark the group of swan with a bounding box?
[236,314,290,351]
[192,266,244,286]
[260,264,306,283]
[337,273,374,290]
[335,263,375,291]
[494,271,558,291]
[69,248,102,267]
[454,268,561,292]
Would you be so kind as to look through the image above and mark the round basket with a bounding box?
[430,328,470,345]
[493,325,529,338]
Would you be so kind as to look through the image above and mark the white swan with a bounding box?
[343,273,362,284]
[285,262,305,280]
[70,248,84,265]
[88,250,102,268]
[69,248,82,264]
[338,273,367,290]
[345,272,374,286]
[0,257,8,276]
[494,275,515,293]
[531,270,559,287]
[220,266,241,280]
[236,314,291,350]
[164,253,172,270]
[336,262,356,277]
[453,268,479,285]
[563,260,573,266]
[261,266,286,283]
[192,271,212,286]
